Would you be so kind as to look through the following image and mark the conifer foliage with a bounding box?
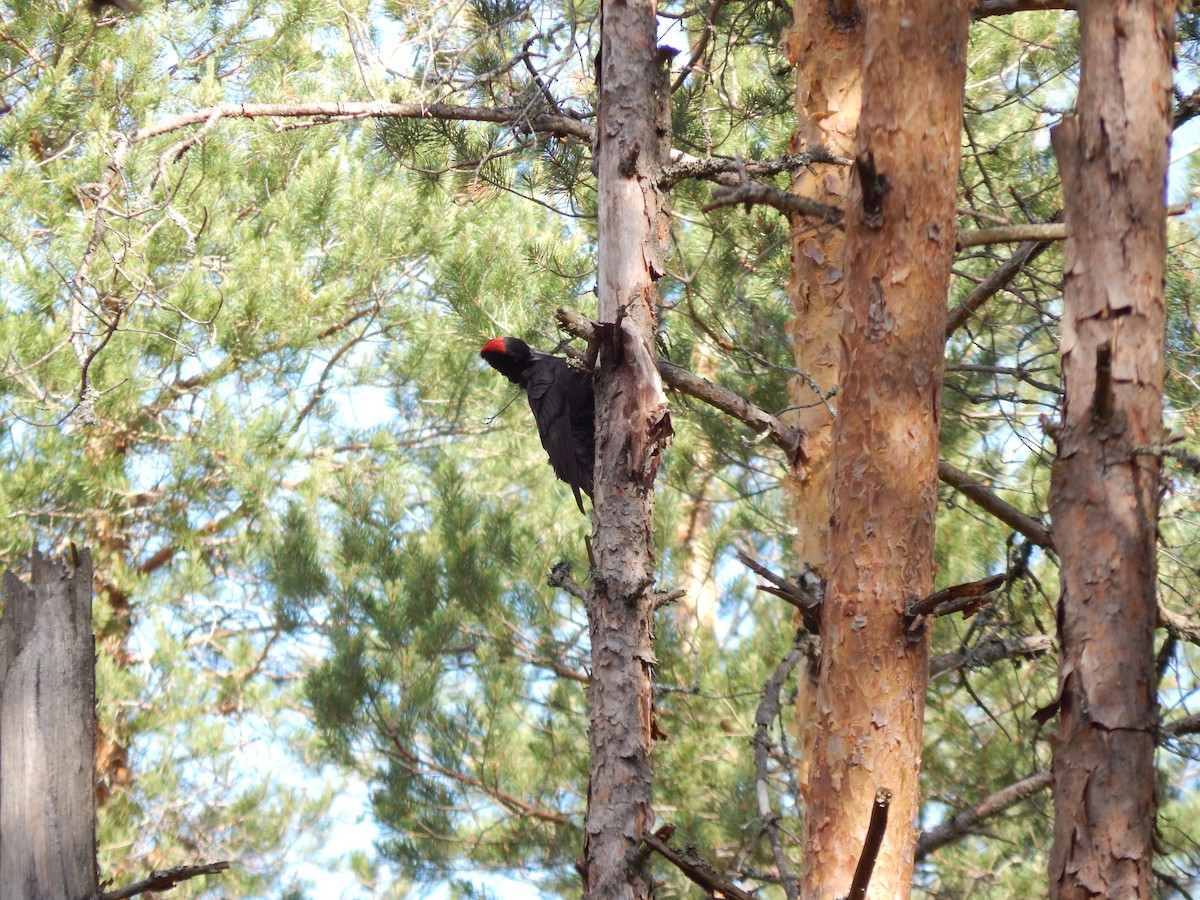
[0,0,1198,897]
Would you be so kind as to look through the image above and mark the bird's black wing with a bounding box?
[524,357,594,513]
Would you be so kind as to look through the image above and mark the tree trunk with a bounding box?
[584,1,673,897]
[786,0,865,813]
[1046,2,1175,897]
[801,2,971,898]
[0,548,97,900]
[786,0,862,576]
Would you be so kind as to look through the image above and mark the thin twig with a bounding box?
[752,645,806,900]
[735,551,821,632]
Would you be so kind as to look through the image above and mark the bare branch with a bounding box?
[906,573,1007,622]
[958,203,1186,248]
[916,707,1200,861]
[548,560,587,601]
[96,862,231,900]
[134,100,593,144]
[848,789,892,900]
[1159,606,1200,648]
[915,771,1052,860]
[937,460,1055,551]
[973,0,1076,17]
[555,308,808,466]
[1134,444,1200,475]
[929,634,1053,677]
[946,235,1053,337]
[702,181,843,223]
[958,222,1067,247]
[661,148,851,188]
[753,645,806,900]
[640,831,756,900]
[1165,712,1200,739]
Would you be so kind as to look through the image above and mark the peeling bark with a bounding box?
[785,0,865,850]
[800,2,971,898]
[584,1,673,897]
[785,0,863,575]
[1046,2,1175,898]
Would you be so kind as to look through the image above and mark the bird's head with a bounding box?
[481,336,535,386]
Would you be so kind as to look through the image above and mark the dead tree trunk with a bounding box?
[1046,2,1175,897]
[0,548,97,900]
[583,1,673,898]
[801,2,971,898]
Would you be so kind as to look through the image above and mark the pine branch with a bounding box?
[1159,606,1200,648]
[915,770,1051,860]
[973,0,1076,17]
[555,308,808,466]
[918,707,1200,861]
[958,222,1067,247]
[937,460,1055,551]
[1134,444,1200,475]
[702,181,843,223]
[661,149,851,188]
[958,203,1187,248]
[752,644,807,900]
[96,862,231,900]
[929,634,1053,677]
[1175,85,1200,130]
[374,709,575,827]
[638,830,756,900]
[134,101,594,144]
[670,0,731,93]
[945,234,1054,337]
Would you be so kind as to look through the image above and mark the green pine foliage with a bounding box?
[1,0,1198,897]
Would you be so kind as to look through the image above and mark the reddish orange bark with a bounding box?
[786,0,862,576]
[1046,2,1175,897]
[786,0,865,807]
[801,2,971,898]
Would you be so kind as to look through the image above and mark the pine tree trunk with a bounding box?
[801,2,970,897]
[0,548,97,900]
[1046,2,1174,897]
[786,0,864,805]
[584,0,672,897]
[786,0,862,577]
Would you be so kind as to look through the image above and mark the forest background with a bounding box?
[1,0,1199,897]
